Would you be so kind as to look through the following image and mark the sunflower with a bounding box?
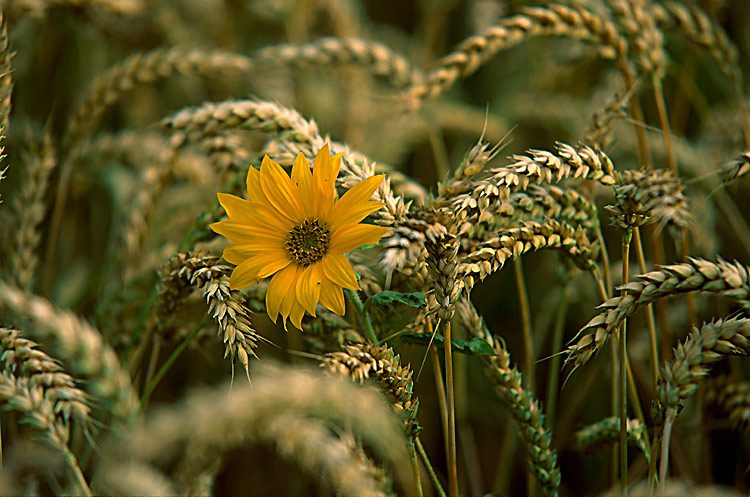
[211,144,388,330]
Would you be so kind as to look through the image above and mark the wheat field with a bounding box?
[0,0,749,496]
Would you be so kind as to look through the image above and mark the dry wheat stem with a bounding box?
[0,281,138,422]
[457,297,560,496]
[405,4,625,106]
[566,258,750,374]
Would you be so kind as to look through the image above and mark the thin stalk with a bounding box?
[620,229,633,495]
[633,228,659,387]
[63,445,92,497]
[617,58,651,169]
[140,318,205,406]
[431,344,450,461]
[142,335,162,399]
[545,281,569,430]
[596,224,612,293]
[513,258,534,390]
[652,77,697,332]
[443,320,459,497]
[345,289,378,346]
[659,410,676,491]
[416,436,447,497]
[407,440,425,497]
[647,425,663,497]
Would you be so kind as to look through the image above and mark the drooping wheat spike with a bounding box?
[323,342,421,438]
[437,138,503,198]
[497,184,600,232]
[118,364,407,496]
[457,297,560,496]
[583,86,630,150]
[650,0,738,78]
[99,462,177,497]
[608,0,666,79]
[68,130,172,169]
[0,372,91,496]
[197,132,251,172]
[0,282,138,422]
[253,37,423,88]
[606,168,689,234]
[405,4,625,105]
[10,134,56,290]
[0,328,89,424]
[575,416,650,463]
[451,142,616,223]
[156,252,261,376]
[566,259,750,374]
[720,150,750,185]
[460,218,599,293]
[0,12,13,136]
[657,318,750,417]
[705,376,750,429]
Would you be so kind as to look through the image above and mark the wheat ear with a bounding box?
[0,372,91,496]
[706,377,750,429]
[575,416,650,463]
[0,282,138,422]
[118,364,407,496]
[720,150,750,185]
[566,258,750,374]
[405,4,625,105]
[10,134,56,290]
[457,297,561,496]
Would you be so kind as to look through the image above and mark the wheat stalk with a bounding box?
[566,258,750,374]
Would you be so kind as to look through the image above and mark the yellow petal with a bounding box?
[223,242,283,265]
[266,264,300,325]
[328,175,385,231]
[319,277,345,315]
[216,193,255,223]
[291,153,315,218]
[322,252,360,290]
[296,263,322,316]
[330,224,388,253]
[289,300,305,330]
[260,155,305,223]
[313,144,340,200]
[229,259,262,289]
[211,220,285,245]
[246,166,264,203]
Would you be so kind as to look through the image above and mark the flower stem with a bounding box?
[345,289,379,345]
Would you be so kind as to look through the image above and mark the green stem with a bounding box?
[545,280,569,430]
[513,258,534,390]
[345,289,378,346]
[620,229,633,495]
[633,228,660,388]
[416,436,447,497]
[140,318,206,406]
[408,440,424,497]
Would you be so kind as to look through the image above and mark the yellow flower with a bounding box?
[211,144,388,330]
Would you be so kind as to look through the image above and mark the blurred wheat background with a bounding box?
[1,0,750,495]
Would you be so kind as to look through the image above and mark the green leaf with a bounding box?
[391,332,495,356]
[370,291,427,308]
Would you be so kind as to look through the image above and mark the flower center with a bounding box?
[285,218,331,266]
